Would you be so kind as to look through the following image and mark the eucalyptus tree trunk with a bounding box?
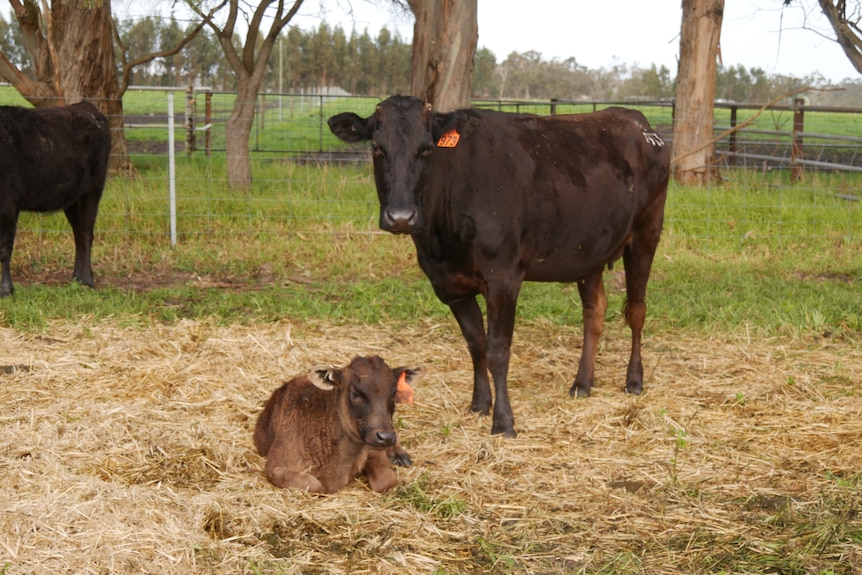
[818,0,862,73]
[672,0,724,185]
[408,0,478,112]
[190,0,305,189]
[3,0,129,170]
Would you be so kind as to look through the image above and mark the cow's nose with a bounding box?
[375,430,397,447]
[381,207,417,234]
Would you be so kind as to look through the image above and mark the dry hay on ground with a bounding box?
[0,318,860,574]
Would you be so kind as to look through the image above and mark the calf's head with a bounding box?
[310,355,422,449]
[328,96,453,234]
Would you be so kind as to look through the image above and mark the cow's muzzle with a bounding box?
[381,207,419,234]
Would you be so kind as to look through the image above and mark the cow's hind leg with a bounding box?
[621,237,661,395]
[449,296,492,415]
[64,192,99,288]
[570,272,607,397]
[0,211,19,297]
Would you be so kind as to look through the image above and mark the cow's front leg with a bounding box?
[449,296,492,415]
[570,272,607,397]
[484,282,521,437]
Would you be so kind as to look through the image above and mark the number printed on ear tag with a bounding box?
[437,130,460,148]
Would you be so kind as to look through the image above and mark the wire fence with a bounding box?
[2,88,861,249]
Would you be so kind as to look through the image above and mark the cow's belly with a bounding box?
[522,216,632,282]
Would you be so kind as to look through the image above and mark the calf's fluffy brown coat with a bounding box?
[253,356,421,493]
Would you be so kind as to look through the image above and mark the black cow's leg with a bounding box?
[570,272,607,397]
[484,282,520,437]
[0,211,19,297]
[622,239,659,395]
[449,296,491,415]
[63,194,97,288]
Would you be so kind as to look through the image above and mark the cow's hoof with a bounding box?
[491,423,517,438]
[569,384,591,398]
[625,381,643,395]
[470,402,492,416]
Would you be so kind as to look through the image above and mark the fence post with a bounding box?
[728,104,737,167]
[792,97,805,183]
[167,93,177,246]
[205,90,212,157]
[550,98,557,116]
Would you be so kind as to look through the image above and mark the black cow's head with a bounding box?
[328,96,452,234]
[310,356,422,449]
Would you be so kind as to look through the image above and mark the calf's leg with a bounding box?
[365,449,398,492]
[570,272,608,397]
[264,460,326,493]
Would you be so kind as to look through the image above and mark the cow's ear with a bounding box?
[309,365,339,391]
[430,112,459,143]
[328,112,371,142]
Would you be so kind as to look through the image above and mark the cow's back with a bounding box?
[0,102,111,212]
[422,107,668,283]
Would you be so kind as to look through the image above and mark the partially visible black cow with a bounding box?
[329,96,669,437]
[0,101,111,296]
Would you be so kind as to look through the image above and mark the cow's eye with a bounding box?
[349,388,367,404]
[370,141,383,158]
[418,146,432,159]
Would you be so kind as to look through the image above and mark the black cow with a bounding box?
[0,101,111,296]
[329,96,669,437]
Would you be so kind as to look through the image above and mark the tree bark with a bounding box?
[190,0,304,189]
[3,1,129,171]
[408,0,478,112]
[672,0,724,185]
[818,0,862,73]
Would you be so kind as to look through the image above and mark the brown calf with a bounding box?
[253,356,422,493]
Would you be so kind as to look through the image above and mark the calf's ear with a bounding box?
[328,112,371,142]
[393,366,423,404]
[309,365,339,391]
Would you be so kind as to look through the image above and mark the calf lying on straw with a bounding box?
[253,355,421,493]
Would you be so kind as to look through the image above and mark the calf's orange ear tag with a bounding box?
[437,129,460,148]
[395,371,414,404]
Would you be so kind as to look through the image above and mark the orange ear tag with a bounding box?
[437,129,460,148]
[395,371,414,404]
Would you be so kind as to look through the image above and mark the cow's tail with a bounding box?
[253,384,285,456]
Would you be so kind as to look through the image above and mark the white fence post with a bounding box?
[167,92,177,246]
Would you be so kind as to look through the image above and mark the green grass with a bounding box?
[1,154,859,339]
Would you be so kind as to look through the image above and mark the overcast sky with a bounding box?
[280,0,857,83]
[19,0,858,84]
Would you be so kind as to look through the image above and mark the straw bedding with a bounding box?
[0,317,859,574]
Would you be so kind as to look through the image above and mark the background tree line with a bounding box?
[1,11,846,105]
